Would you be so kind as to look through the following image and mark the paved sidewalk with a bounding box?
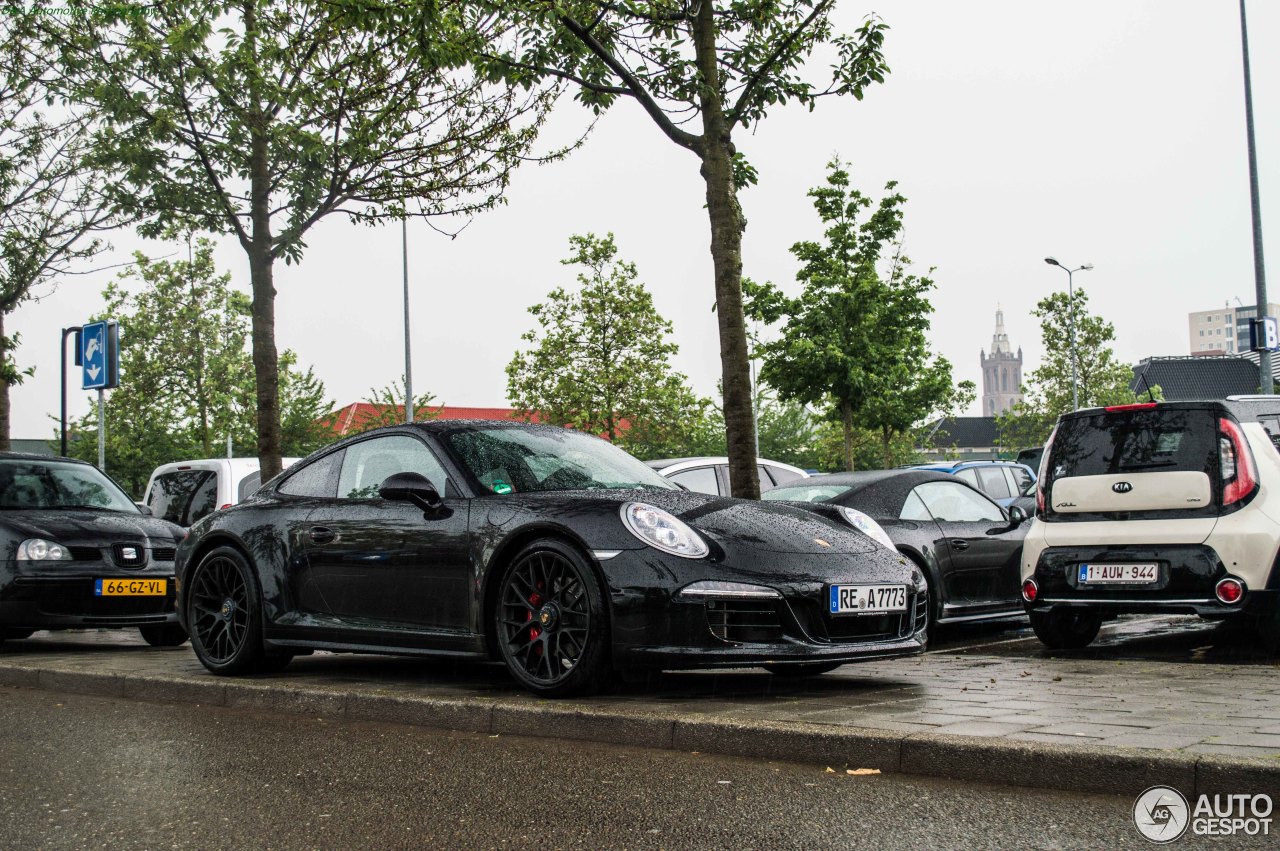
[3,616,1278,797]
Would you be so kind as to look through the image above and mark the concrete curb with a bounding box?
[4,661,1278,799]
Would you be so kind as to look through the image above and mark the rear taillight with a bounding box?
[1021,579,1039,603]
[1036,426,1057,515]
[1219,417,1258,506]
[1215,576,1245,604]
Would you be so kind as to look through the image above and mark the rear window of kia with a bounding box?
[1048,409,1218,480]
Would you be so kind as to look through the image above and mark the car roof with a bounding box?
[0,452,91,466]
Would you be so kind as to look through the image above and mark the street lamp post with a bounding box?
[402,218,413,424]
[1044,257,1093,411]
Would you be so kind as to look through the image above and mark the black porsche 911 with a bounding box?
[762,469,1029,634]
[175,422,927,696]
[0,453,188,647]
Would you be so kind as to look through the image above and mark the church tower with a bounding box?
[980,307,1023,416]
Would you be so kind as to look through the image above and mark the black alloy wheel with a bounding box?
[187,546,268,674]
[139,623,189,647]
[1030,607,1103,650]
[495,539,608,697]
[762,661,843,677]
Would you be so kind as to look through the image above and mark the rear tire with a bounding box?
[139,623,188,647]
[493,538,610,697]
[2,629,35,640]
[186,546,269,675]
[1253,611,1280,655]
[1030,608,1102,649]
[763,662,842,677]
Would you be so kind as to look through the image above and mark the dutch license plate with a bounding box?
[95,578,167,596]
[1077,563,1158,585]
[829,584,908,615]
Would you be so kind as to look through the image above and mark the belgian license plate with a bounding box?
[95,578,167,596]
[829,584,908,615]
[1077,563,1158,585]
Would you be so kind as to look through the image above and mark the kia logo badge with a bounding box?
[1113,481,1133,494]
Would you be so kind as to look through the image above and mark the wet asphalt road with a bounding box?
[0,686,1163,851]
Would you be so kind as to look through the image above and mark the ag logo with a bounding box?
[1113,481,1134,494]
[1133,785,1189,843]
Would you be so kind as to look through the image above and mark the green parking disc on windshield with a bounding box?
[492,481,513,495]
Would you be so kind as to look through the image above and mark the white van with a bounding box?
[143,457,299,528]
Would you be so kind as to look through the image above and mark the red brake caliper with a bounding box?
[527,582,544,653]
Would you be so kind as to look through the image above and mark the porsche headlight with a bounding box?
[837,508,896,551]
[16,538,71,561]
[620,502,708,559]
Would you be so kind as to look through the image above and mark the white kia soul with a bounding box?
[1020,396,1280,651]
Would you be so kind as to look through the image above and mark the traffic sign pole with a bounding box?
[97,390,105,470]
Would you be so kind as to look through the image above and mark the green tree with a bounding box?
[0,21,116,448]
[33,1,553,480]
[507,233,711,452]
[996,288,1155,449]
[64,241,331,495]
[461,1,890,498]
[746,160,970,471]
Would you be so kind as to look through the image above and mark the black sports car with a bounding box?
[762,470,1029,632]
[175,422,926,696]
[0,453,188,647]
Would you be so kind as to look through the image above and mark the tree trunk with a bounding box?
[692,0,759,499]
[245,0,282,480]
[840,398,854,472]
[881,425,892,470]
[0,311,10,452]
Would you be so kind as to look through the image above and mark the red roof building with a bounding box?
[320,404,540,437]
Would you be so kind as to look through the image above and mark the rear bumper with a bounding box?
[1027,543,1278,618]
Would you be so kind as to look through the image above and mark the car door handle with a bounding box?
[308,526,339,545]
[949,539,970,551]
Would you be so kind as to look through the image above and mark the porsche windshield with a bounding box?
[444,427,678,494]
[0,459,138,512]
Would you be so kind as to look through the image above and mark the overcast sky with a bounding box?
[10,1,1280,443]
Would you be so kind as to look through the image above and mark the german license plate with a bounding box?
[1077,563,1158,585]
[829,584,908,615]
[95,578,167,596]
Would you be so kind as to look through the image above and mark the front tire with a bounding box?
[1030,608,1102,649]
[494,538,609,697]
[139,623,188,647]
[186,546,268,675]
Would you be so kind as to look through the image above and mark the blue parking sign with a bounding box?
[81,321,118,390]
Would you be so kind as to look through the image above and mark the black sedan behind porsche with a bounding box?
[176,422,927,696]
[0,453,188,646]
[763,469,1029,633]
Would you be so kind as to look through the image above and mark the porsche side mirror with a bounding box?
[1007,505,1028,526]
[379,472,446,517]
[135,502,154,516]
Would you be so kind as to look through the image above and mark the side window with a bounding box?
[757,465,776,491]
[976,466,1012,500]
[338,435,449,500]
[915,481,1004,523]
[953,468,979,487]
[1005,465,1033,495]
[279,451,343,498]
[669,466,720,495]
[769,466,804,486]
[900,489,931,521]
[186,474,219,525]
